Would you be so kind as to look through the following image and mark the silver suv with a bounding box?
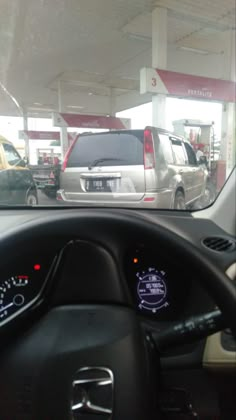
[58,127,206,209]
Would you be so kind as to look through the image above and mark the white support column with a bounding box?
[23,110,30,163]
[152,7,167,128]
[109,88,116,117]
[221,30,236,176]
[58,80,68,159]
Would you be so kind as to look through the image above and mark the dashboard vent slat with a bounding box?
[203,237,236,252]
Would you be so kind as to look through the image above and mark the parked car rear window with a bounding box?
[2,143,22,166]
[171,139,186,165]
[67,131,144,168]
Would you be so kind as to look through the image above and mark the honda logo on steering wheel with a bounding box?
[71,367,114,419]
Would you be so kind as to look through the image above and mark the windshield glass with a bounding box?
[0,0,235,209]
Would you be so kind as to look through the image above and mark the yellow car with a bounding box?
[0,136,38,205]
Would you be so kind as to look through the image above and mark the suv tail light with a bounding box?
[144,129,155,169]
[61,138,77,172]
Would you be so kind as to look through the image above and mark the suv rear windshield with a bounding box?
[67,131,144,168]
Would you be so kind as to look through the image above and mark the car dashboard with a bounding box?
[0,208,234,331]
[0,237,215,331]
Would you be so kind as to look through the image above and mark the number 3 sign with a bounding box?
[152,77,157,87]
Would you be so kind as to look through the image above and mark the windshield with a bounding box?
[0,0,235,209]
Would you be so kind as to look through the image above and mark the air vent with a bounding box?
[202,237,236,252]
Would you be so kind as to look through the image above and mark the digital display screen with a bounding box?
[137,268,169,313]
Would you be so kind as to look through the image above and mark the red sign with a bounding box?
[19,131,77,141]
[140,67,235,102]
[156,69,236,102]
[52,113,131,129]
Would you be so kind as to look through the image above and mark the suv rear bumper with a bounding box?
[57,189,173,209]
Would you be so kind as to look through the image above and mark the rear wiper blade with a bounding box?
[88,157,125,170]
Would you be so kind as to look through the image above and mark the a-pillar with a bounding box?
[58,80,68,159]
[152,7,167,129]
[221,30,235,176]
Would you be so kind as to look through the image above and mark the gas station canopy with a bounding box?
[0,0,235,118]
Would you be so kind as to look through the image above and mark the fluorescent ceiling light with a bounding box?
[126,33,151,42]
[33,102,43,105]
[179,46,210,55]
[67,105,84,109]
[29,106,54,112]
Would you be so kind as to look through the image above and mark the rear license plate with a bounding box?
[85,179,120,192]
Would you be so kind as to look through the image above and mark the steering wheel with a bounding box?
[0,210,235,420]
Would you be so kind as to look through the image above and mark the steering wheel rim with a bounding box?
[0,210,235,420]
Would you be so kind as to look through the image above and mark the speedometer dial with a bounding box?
[0,276,29,322]
[0,256,55,327]
[137,268,169,313]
